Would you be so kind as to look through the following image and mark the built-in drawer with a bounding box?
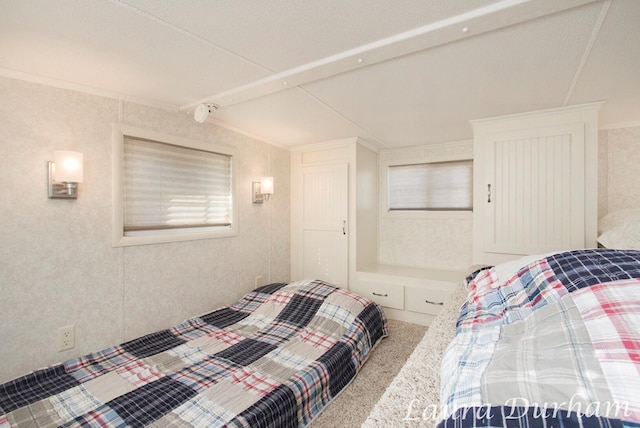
[405,284,453,315]
[352,279,404,310]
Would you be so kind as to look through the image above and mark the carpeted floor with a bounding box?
[309,318,428,428]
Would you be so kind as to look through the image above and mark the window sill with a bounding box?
[381,210,473,220]
[113,227,238,247]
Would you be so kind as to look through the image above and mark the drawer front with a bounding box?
[353,279,404,310]
[405,285,453,315]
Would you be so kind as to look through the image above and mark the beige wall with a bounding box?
[598,125,640,217]
[2,72,637,384]
[378,124,640,271]
[0,77,290,383]
[378,142,474,271]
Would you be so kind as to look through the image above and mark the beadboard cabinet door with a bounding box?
[483,124,586,257]
[472,103,601,265]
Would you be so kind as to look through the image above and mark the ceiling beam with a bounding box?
[562,0,611,106]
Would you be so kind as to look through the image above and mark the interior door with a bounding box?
[298,163,349,287]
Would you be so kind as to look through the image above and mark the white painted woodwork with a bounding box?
[485,124,585,255]
[356,264,465,325]
[291,138,378,288]
[299,163,349,287]
[405,285,454,316]
[472,102,602,265]
[350,279,404,310]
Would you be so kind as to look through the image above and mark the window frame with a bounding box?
[112,123,238,247]
[381,154,473,220]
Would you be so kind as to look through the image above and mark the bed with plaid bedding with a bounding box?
[438,249,640,428]
[0,279,387,427]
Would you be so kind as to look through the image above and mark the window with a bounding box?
[113,124,237,246]
[387,160,473,211]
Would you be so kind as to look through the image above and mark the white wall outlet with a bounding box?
[255,275,263,288]
[57,324,75,352]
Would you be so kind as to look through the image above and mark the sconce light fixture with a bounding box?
[252,176,274,203]
[48,151,83,199]
[193,103,219,123]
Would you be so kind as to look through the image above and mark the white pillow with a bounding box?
[597,209,640,250]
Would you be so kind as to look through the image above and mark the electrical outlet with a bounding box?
[255,275,263,288]
[57,324,75,352]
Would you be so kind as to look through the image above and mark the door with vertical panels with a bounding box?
[484,124,585,256]
[299,163,349,287]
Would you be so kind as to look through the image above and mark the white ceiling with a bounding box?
[1,0,639,150]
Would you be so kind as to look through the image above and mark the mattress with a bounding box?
[439,249,640,427]
[0,279,388,427]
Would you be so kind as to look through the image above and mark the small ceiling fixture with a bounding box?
[193,103,219,123]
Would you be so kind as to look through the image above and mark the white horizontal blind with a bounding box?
[123,136,233,234]
[388,160,473,211]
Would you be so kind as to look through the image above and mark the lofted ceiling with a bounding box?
[1,0,639,150]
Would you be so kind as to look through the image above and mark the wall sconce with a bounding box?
[252,177,274,203]
[48,151,83,199]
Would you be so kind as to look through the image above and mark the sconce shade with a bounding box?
[261,176,274,195]
[252,176,275,203]
[54,151,83,183]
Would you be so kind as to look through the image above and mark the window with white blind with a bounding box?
[113,124,237,246]
[387,160,473,211]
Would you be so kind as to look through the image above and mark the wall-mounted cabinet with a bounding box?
[472,102,603,265]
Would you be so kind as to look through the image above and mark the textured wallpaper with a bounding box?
[2,72,637,383]
[599,125,640,216]
[378,126,640,271]
[0,77,290,383]
[378,143,474,271]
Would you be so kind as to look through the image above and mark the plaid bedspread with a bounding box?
[438,249,640,428]
[0,279,387,427]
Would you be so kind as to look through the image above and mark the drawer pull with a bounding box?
[373,292,388,297]
[425,299,444,306]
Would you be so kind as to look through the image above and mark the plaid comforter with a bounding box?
[438,249,640,428]
[0,280,387,427]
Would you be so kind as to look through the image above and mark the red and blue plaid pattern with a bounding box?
[116,360,162,388]
[457,257,566,332]
[573,279,640,421]
[299,327,337,350]
[439,249,640,428]
[0,279,388,427]
[65,346,136,383]
[231,367,280,397]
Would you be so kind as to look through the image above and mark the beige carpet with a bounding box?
[309,318,428,428]
[363,283,468,427]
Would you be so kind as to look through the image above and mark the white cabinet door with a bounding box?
[472,103,601,265]
[297,163,349,287]
[481,124,585,258]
